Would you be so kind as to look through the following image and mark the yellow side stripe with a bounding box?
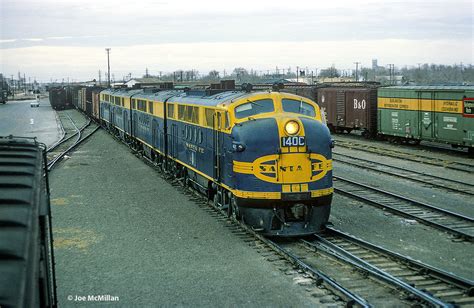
[378,97,462,113]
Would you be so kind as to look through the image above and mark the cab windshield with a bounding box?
[234,99,274,119]
[281,99,316,117]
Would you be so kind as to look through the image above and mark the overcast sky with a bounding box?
[1,0,472,82]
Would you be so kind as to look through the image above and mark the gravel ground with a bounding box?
[50,130,325,307]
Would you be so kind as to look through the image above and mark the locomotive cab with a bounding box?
[223,92,334,236]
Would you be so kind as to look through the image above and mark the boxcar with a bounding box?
[378,86,474,153]
[0,79,8,104]
[316,86,378,137]
[0,136,57,307]
[92,88,101,119]
[280,83,380,137]
[48,87,68,110]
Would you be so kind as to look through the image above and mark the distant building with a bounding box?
[372,59,379,70]
[375,75,404,85]
[263,78,307,85]
[125,77,162,88]
[317,77,356,83]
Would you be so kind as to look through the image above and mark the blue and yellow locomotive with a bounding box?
[99,83,333,236]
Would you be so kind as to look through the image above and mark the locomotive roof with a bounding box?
[101,88,279,107]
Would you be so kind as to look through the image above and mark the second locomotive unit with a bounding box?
[98,82,334,236]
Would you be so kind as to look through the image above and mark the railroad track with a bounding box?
[333,152,474,196]
[132,149,367,307]
[334,176,474,241]
[141,151,473,307]
[274,239,436,307]
[305,227,474,307]
[335,139,474,174]
[104,123,473,306]
[47,112,99,170]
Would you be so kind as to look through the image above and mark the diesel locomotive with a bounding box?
[95,82,334,236]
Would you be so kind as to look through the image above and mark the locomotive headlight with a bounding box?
[285,120,300,135]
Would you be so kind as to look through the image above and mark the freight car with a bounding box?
[378,86,474,153]
[76,86,104,116]
[279,83,380,137]
[280,83,474,153]
[95,81,334,236]
[48,87,69,110]
[0,136,57,307]
[1,77,9,104]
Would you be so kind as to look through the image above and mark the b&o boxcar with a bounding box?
[316,85,378,137]
[0,136,57,307]
[281,83,380,138]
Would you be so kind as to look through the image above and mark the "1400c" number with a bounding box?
[281,136,306,147]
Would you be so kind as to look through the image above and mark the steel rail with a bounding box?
[335,140,474,174]
[268,240,371,308]
[333,152,474,196]
[325,226,474,291]
[136,150,371,307]
[204,202,371,307]
[47,118,98,171]
[47,117,90,154]
[48,111,67,151]
[312,226,474,306]
[334,176,474,241]
[305,235,453,307]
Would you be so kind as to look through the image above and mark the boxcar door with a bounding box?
[336,90,346,129]
[420,91,435,140]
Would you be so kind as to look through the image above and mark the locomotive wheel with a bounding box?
[229,196,241,220]
[213,193,221,208]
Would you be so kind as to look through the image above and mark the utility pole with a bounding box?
[354,62,360,82]
[105,48,111,87]
[11,75,14,99]
[99,70,102,86]
[296,66,299,82]
[388,64,394,85]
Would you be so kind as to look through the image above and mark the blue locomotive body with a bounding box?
[98,86,334,236]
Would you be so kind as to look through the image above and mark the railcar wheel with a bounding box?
[213,193,220,208]
[229,195,241,220]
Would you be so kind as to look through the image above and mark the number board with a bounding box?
[281,136,306,147]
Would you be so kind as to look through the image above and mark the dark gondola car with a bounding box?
[0,136,57,307]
